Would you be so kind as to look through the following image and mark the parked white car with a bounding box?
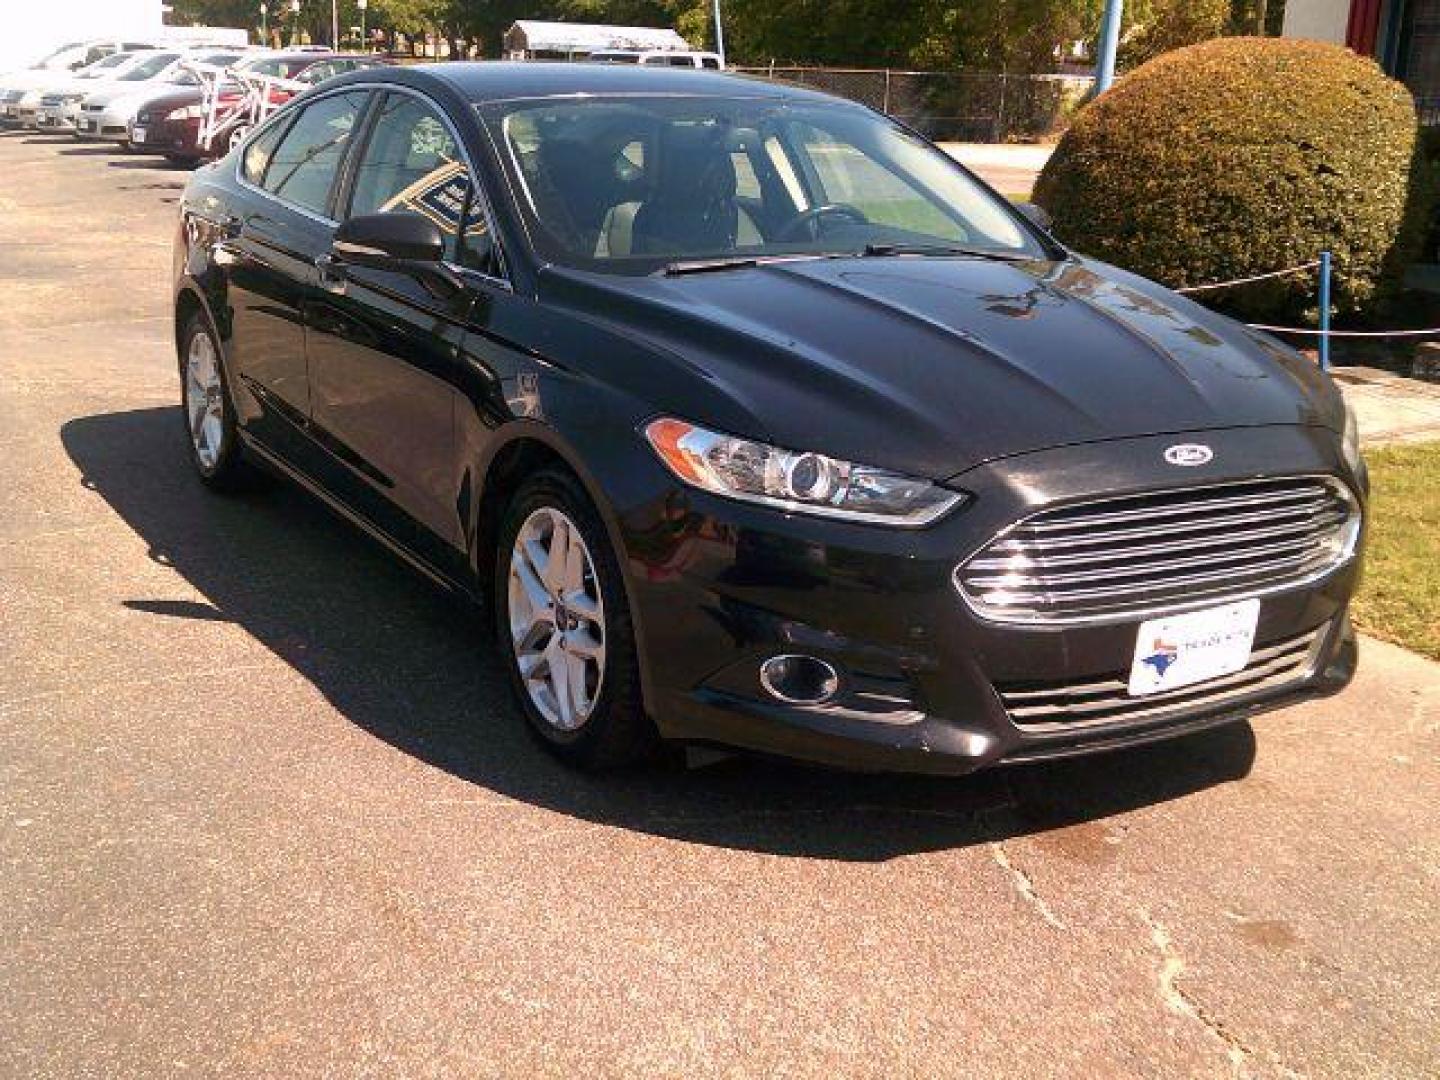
[70,48,248,143]
[22,49,158,130]
[71,49,190,140]
[0,38,158,117]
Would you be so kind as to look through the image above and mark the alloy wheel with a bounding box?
[507,506,607,732]
[184,329,225,470]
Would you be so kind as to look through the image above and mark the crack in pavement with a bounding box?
[1141,909,1266,1079]
[989,841,1065,930]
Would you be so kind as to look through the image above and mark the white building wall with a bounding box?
[1282,0,1352,43]
[2,0,164,72]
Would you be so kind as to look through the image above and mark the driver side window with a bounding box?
[347,93,498,275]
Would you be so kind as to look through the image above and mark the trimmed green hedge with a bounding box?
[1034,37,1433,321]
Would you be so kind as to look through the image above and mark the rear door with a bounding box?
[222,88,372,465]
[303,89,496,577]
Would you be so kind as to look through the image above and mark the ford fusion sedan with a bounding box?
[173,64,1365,774]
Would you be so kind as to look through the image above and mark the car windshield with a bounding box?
[483,95,1040,274]
[83,53,133,74]
[32,43,85,69]
[120,53,178,81]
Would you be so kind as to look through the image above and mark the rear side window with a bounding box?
[259,91,369,216]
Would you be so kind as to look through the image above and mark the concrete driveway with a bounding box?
[1,133,1437,1079]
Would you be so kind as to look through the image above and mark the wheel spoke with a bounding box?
[190,400,208,441]
[564,627,603,660]
[549,649,572,722]
[567,650,590,717]
[523,537,552,593]
[512,554,551,617]
[545,516,569,593]
[512,603,553,653]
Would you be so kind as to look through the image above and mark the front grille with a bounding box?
[83,103,104,112]
[956,476,1360,625]
[997,627,1322,732]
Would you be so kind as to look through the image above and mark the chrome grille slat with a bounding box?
[1017,486,1326,532]
[993,500,1338,553]
[957,476,1360,625]
[998,629,1321,731]
[966,535,1328,590]
[971,514,1344,570]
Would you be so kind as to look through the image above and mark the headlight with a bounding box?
[165,105,204,121]
[643,418,967,527]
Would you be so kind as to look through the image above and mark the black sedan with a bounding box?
[172,63,1365,774]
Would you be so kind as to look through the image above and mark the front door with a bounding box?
[304,91,495,579]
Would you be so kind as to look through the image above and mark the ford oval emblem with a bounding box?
[1164,444,1214,467]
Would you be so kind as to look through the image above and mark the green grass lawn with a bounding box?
[1352,440,1440,661]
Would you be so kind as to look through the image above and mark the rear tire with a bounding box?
[179,312,247,491]
[495,467,654,770]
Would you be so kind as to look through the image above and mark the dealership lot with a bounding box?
[1,132,1438,1077]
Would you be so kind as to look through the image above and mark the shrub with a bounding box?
[1034,37,1433,321]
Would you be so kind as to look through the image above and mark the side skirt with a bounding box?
[239,432,479,604]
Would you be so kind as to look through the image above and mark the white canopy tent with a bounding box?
[503,21,692,60]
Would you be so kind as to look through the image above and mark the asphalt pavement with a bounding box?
[1,132,1438,1079]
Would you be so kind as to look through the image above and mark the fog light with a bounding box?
[759,654,840,705]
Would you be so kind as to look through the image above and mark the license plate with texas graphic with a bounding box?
[1127,599,1260,697]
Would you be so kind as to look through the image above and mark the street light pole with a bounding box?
[358,0,367,52]
[712,0,725,66]
[259,2,267,44]
[331,0,339,51]
[1094,0,1123,95]
[289,0,300,47]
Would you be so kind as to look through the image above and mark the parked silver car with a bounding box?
[29,50,159,132]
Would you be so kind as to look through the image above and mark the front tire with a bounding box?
[179,313,246,490]
[496,468,653,770]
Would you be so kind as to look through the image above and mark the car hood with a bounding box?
[542,255,1342,480]
[84,83,157,108]
[136,88,202,116]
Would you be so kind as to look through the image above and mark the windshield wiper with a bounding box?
[860,242,1030,262]
[661,256,764,276]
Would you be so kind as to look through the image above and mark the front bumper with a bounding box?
[617,425,1364,775]
[130,116,201,157]
[36,105,77,132]
[74,107,132,142]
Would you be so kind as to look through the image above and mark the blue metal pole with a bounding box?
[1318,250,1333,372]
[1095,0,1124,95]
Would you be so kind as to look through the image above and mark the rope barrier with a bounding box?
[1246,324,1440,338]
[1175,260,1322,294]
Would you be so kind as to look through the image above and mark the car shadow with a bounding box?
[60,406,1258,861]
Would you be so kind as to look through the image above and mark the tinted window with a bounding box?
[349,94,492,269]
[241,115,290,185]
[492,96,1034,273]
[260,91,368,216]
[120,52,179,80]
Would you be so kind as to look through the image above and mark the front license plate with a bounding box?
[131,127,145,143]
[1127,599,1260,697]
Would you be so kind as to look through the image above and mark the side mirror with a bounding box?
[332,212,445,268]
[1015,201,1053,233]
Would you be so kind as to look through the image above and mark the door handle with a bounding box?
[315,253,347,294]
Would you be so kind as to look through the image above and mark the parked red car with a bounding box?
[130,53,388,163]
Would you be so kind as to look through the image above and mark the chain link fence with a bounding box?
[732,66,1093,142]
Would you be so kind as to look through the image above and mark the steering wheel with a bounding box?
[776,203,870,243]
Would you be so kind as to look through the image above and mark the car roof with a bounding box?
[329,61,841,107]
